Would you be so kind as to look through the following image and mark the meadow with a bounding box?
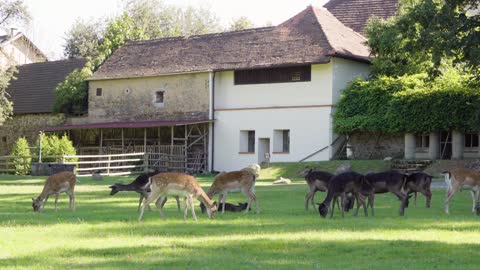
[0,162,479,269]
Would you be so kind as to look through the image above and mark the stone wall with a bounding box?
[348,133,404,159]
[88,72,210,122]
[0,114,65,155]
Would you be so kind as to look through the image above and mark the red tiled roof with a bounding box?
[324,0,399,35]
[41,119,212,131]
[90,6,370,81]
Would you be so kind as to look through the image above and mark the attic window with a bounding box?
[155,91,164,103]
[234,65,311,85]
[96,88,102,96]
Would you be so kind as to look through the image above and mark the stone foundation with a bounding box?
[348,133,404,159]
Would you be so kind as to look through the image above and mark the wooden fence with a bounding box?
[0,150,206,176]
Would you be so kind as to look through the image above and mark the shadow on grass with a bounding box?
[1,239,478,270]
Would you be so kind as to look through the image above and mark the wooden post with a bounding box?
[38,132,42,163]
[107,155,111,175]
[143,153,148,172]
[144,128,147,153]
[169,126,174,171]
[184,125,188,172]
[99,129,103,154]
[121,128,124,153]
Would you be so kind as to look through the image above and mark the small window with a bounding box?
[465,133,479,148]
[415,134,429,149]
[234,65,311,85]
[1,136,6,143]
[274,129,290,153]
[240,130,255,153]
[155,91,164,103]
[96,88,102,96]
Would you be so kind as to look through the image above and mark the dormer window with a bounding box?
[155,91,164,103]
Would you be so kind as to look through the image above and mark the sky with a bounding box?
[14,0,329,60]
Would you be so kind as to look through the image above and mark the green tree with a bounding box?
[36,133,77,162]
[53,65,92,115]
[63,19,104,60]
[10,137,31,175]
[228,16,255,31]
[0,0,30,125]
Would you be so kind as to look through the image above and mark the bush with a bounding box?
[10,137,31,175]
[35,133,77,163]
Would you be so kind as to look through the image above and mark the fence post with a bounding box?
[143,153,149,172]
[22,156,27,175]
[107,155,111,175]
[61,155,65,164]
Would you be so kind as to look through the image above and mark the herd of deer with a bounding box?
[31,165,480,221]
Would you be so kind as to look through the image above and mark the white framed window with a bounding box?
[416,134,429,149]
[273,129,290,153]
[465,133,479,148]
[239,130,255,153]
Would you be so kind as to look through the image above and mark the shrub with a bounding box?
[35,133,77,163]
[10,137,31,175]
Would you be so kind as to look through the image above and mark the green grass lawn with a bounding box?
[0,171,479,270]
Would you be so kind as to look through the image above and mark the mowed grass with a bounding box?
[0,172,479,270]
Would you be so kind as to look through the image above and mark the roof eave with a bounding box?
[328,52,372,64]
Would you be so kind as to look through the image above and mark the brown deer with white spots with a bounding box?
[443,168,480,215]
[138,172,217,222]
[32,171,76,212]
[202,170,259,214]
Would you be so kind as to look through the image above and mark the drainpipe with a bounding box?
[208,71,216,172]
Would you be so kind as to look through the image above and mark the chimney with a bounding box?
[9,28,16,37]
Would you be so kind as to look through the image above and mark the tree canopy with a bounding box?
[334,0,480,135]
[56,0,221,115]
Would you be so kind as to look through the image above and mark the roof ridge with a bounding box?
[16,58,87,68]
[311,6,368,55]
[126,26,276,46]
[307,5,336,55]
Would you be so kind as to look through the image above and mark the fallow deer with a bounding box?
[202,170,259,214]
[32,171,76,212]
[109,172,180,212]
[443,168,480,214]
[138,172,217,222]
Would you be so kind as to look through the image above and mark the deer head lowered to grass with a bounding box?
[138,172,217,222]
[32,171,76,212]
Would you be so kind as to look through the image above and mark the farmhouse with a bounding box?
[37,4,376,172]
[0,59,87,155]
[0,30,47,68]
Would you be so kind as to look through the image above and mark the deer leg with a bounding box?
[414,192,417,207]
[368,194,375,217]
[392,190,407,216]
[311,190,317,210]
[355,193,368,217]
[155,196,168,220]
[330,196,337,218]
[305,191,313,210]
[353,195,362,217]
[138,190,159,222]
[70,191,75,211]
[188,194,197,221]
[250,191,259,214]
[221,192,228,214]
[445,185,460,215]
[54,193,59,212]
[421,189,432,208]
[471,191,476,213]
[175,196,181,212]
[183,197,189,220]
[138,194,144,212]
[41,195,50,211]
[340,193,346,218]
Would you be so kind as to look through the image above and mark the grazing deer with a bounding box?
[138,172,217,222]
[32,171,76,212]
[363,171,410,216]
[443,168,480,214]
[303,169,334,210]
[109,172,181,212]
[405,172,433,208]
[202,170,259,214]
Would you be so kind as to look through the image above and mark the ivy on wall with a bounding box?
[334,71,480,134]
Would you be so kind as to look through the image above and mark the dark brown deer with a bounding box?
[362,171,410,216]
[404,172,432,208]
[304,169,334,210]
[317,172,372,218]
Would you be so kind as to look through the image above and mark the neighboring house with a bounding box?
[0,31,48,68]
[42,5,372,172]
[0,58,87,155]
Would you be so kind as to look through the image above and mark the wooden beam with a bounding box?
[99,129,103,154]
[144,128,147,152]
[121,128,124,153]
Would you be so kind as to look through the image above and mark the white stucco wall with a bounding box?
[0,38,45,68]
[215,64,334,108]
[212,59,372,171]
[213,107,333,171]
